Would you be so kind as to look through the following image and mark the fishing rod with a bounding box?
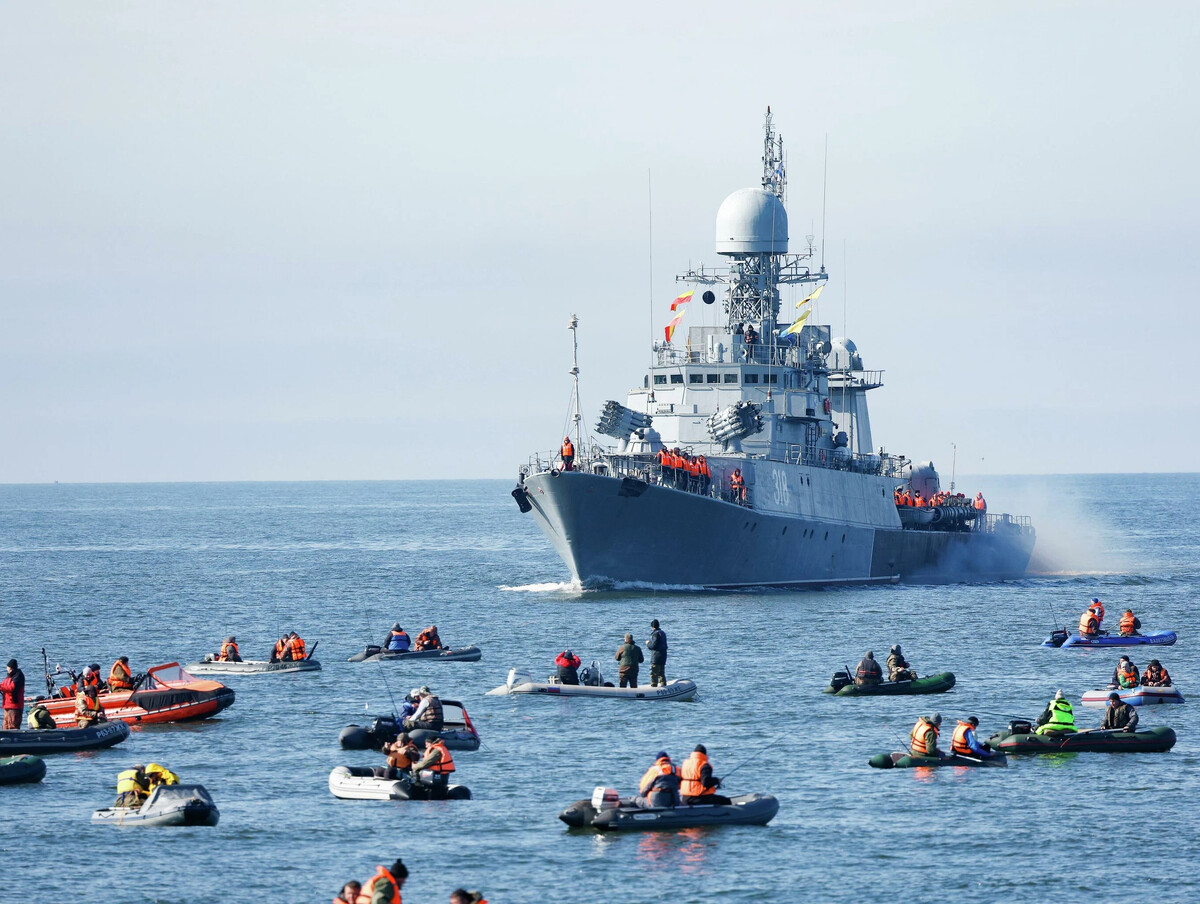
[718,731,790,783]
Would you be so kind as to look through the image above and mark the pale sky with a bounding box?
[2,1,1198,482]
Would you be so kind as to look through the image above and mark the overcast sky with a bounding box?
[2,1,1198,482]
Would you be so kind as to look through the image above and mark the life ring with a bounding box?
[823,398,831,415]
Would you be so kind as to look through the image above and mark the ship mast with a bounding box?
[569,313,583,459]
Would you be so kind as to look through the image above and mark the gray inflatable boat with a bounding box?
[559,791,779,831]
[0,721,130,755]
[92,784,220,827]
[347,645,482,663]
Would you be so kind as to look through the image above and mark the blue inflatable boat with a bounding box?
[1042,629,1177,649]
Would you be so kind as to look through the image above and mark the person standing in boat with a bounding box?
[1101,692,1139,732]
[1034,690,1077,735]
[886,645,916,682]
[680,744,732,805]
[1110,656,1140,689]
[385,624,411,652]
[554,650,581,685]
[1,659,25,729]
[909,713,944,757]
[950,717,995,759]
[1141,659,1172,687]
[615,634,643,688]
[854,651,883,687]
[646,620,668,687]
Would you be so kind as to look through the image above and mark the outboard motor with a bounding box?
[1008,719,1033,736]
[506,668,532,689]
[829,669,852,693]
[591,786,620,811]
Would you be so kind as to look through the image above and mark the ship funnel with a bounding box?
[595,401,653,441]
[707,401,764,447]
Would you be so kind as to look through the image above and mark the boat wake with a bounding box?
[499,581,584,593]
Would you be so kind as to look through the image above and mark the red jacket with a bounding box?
[555,652,581,669]
[1,669,25,710]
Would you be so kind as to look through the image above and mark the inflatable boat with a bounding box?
[824,670,956,696]
[986,724,1176,754]
[185,657,322,675]
[0,755,46,785]
[869,751,1007,768]
[559,789,778,831]
[328,765,471,801]
[92,783,219,826]
[487,666,698,701]
[347,645,482,663]
[39,663,235,725]
[1042,629,1177,649]
[0,721,130,755]
[339,700,480,751]
[1080,685,1184,706]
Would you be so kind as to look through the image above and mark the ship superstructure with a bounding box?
[512,110,1034,587]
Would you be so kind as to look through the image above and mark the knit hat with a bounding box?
[929,713,942,725]
[1054,689,1065,700]
[889,645,901,654]
[1108,692,1121,702]
[655,750,669,760]
[5,659,15,669]
[392,623,402,631]
[650,619,660,628]
[694,744,707,754]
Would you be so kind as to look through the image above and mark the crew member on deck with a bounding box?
[730,469,746,504]
[974,492,987,512]
[560,436,575,472]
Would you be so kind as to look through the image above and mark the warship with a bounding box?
[512,110,1035,588]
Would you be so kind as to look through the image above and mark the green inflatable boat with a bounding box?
[869,751,1007,769]
[0,755,46,785]
[986,725,1176,754]
[825,670,956,696]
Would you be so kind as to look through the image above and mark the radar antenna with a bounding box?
[762,106,786,201]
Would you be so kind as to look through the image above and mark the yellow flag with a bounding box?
[784,308,811,336]
[796,284,825,308]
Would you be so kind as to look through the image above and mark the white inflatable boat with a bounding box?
[1080,685,1184,706]
[487,665,698,701]
[92,784,220,826]
[328,765,471,800]
[185,657,322,675]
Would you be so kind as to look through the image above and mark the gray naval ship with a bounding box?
[512,110,1035,588]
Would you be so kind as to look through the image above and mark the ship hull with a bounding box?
[522,471,1035,588]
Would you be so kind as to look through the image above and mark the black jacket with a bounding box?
[646,629,668,665]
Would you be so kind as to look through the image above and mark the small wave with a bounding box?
[499,581,583,593]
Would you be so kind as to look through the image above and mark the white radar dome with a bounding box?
[715,188,788,255]
[828,337,863,371]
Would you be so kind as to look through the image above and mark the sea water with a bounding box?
[1,476,1198,903]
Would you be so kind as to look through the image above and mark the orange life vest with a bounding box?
[426,739,455,774]
[657,449,670,467]
[561,439,574,458]
[686,458,700,476]
[287,636,306,660]
[81,672,100,689]
[274,639,288,659]
[699,458,710,478]
[639,757,679,794]
[974,493,986,510]
[218,641,239,661]
[1117,664,1138,687]
[951,721,975,756]
[387,742,418,770]
[1090,602,1105,623]
[1119,612,1137,634]
[1079,612,1099,636]
[679,752,713,798]
[730,472,744,489]
[363,867,401,904]
[108,661,133,690]
[910,719,938,756]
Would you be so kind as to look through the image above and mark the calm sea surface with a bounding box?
[1,475,1198,903]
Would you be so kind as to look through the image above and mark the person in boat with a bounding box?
[404,686,444,732]
[554,650,581,685]
[909,713,944,757]
[1035,690,1077,734]
[107,656,134,692]
[560,436,575,472]
[1110,656,1140,689]
[27,703,55,730]
[1,659,25,729]
[950,716,995,759]
[646,619,668,687]
[385,624,411,652]
[377,733,420,780]
[1101,692,1140,732]
[1078,607,1102,639]
[638,751,681,807]
[415,625,443,651]
[144,763,179,789]
[80,664,102,691]
[449,890,487,904]
[412,737,455,794]
[1141,659,1172,687]
[362,858,407,904]
[1089,598,1106,626]
[615,633,643,688]
[854,651,883,687]
[270,634,290,662]
[1118,609,1142,637]
[680,744,732,806]
[217,636,242,662]
[286,632,307,661]
[886,645,916,682]
[74,685,107,727]
[114,764,150,808]
[333,880,361,904]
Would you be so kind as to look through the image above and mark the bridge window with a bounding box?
[654,375,667,385]
[670,374,684,384]
[723,373,739,384]
[689,374,703,384]
[765,374,778,384]
[706,374,720,384]
[744,373,759,384]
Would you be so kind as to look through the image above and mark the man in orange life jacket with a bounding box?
[270,633,290,662]
[560,436,574,472]
[973,492,986,512]
[909,713,943,757]
[413,737,455,796]
[950,716,995,759]
[680,744,732,805]
[286,632,307,661]
[1078,608,1101,639]
[730,468,746,503]
[1142,659,1172,687]
[1118,609,1142,636]
[217,636,241,662]
[107,656,134,692]
[638,751,681,807]
[360,857,407,904]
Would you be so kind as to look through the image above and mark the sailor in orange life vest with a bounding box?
[680,744,732,805]
[269,633,290,662]
[637,751,681,807]
[415,625,443,651]
[412,737,456,794]
[217,636,242,662]
[730,468,746,502]
[950,716,995,759]
[286,631,307,660]
[107,656,134,691]
[1110,656,1140,689]
[973,491,987,512]
[554,650,581,685]
[1089,598,1105,626]
[560,436,574,471]
[909,713,944,757]
[360,858,407,904]
[1142,659,1172,687]
[1078,607,1102,639]
[1118,609,1142,637]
